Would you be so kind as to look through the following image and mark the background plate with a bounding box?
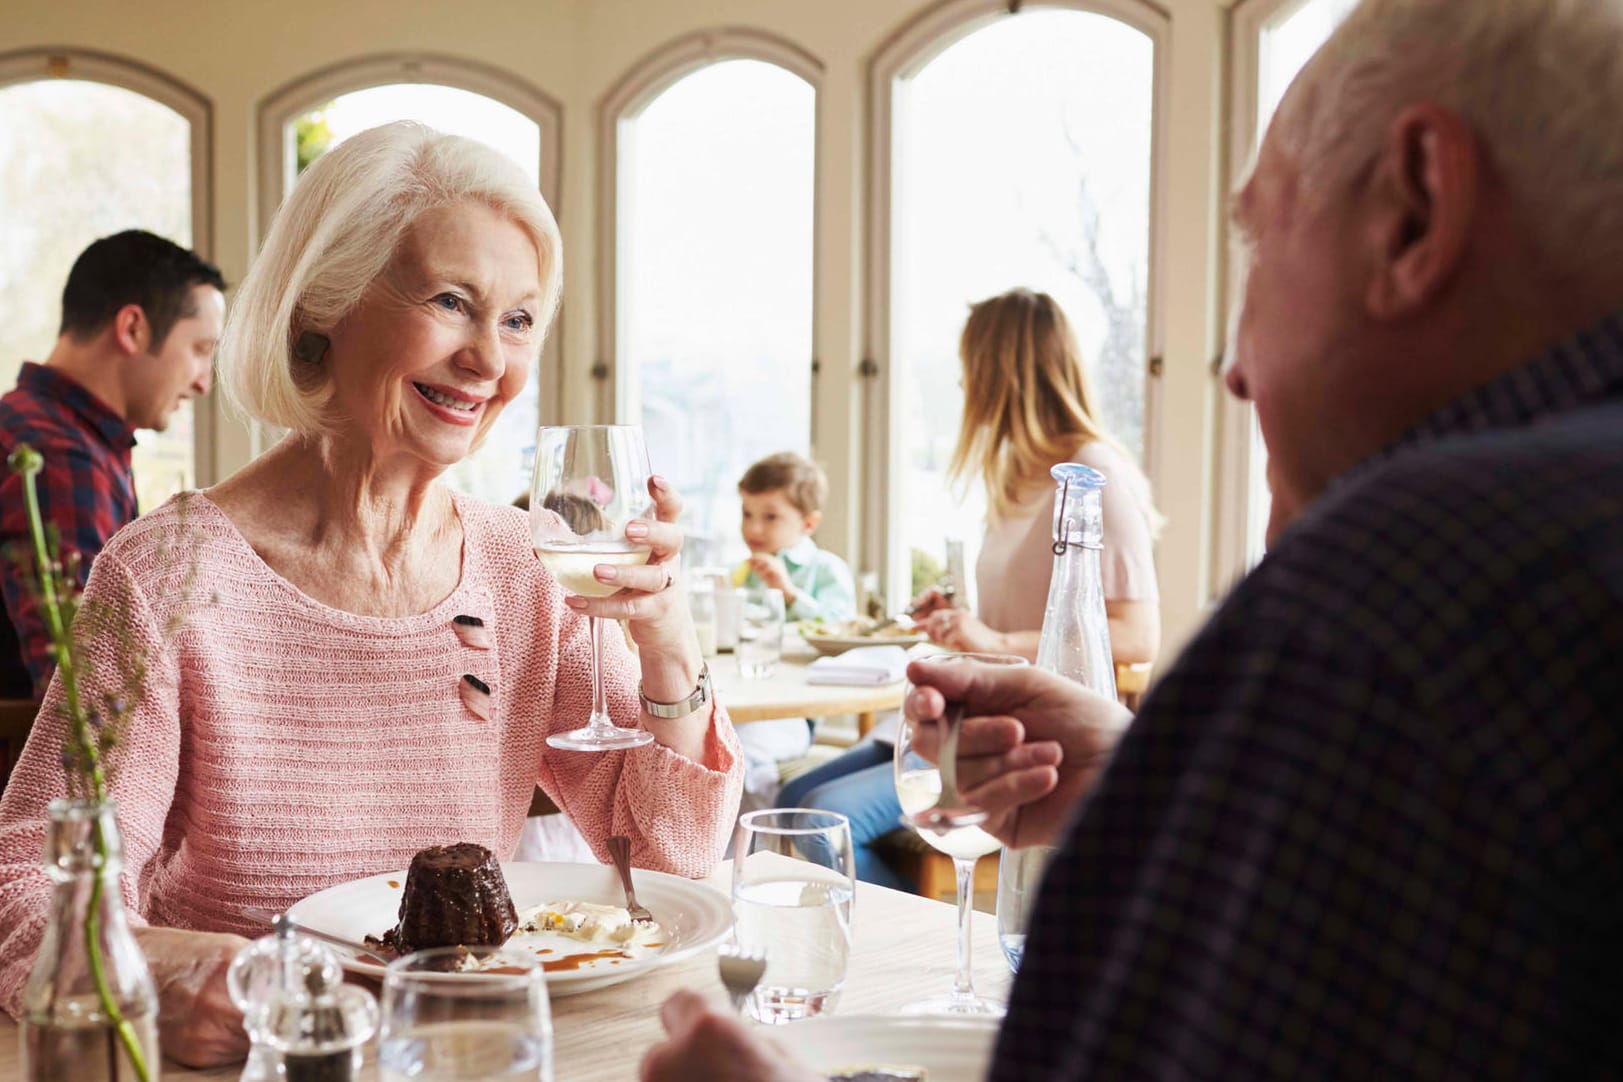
[769,1015,1000,1082]
[800,631,930,656]
[287,860,731,997]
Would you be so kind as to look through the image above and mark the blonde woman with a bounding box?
[779,289,1157,891]
[914,287,1161,665]
[0,122,742,1066]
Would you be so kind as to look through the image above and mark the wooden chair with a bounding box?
[1115,661,1153,712]
[0,698,39,792]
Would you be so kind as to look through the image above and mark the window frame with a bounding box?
[1212,0,1341,593]
[595,29,824,431]
[254,53,564,455]
[864,0,1172,612]
[0,47,216,482]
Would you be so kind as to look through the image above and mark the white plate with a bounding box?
[801,631,930,656]
[286,861,730,997]
[769,1015,1000,1081]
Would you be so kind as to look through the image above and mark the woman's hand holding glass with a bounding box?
[531,425,703,752]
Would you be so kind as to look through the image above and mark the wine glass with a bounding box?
[377,947,552,1082]
[530,424,657,751]
[893,651,1029,1016]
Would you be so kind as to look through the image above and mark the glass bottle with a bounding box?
[998,462,1117,972]
[19,799,160,1082]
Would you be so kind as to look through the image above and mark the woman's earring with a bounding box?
[293,331,330,365]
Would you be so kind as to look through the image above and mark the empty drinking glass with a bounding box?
[737,587,785,679]
[731,810,856,1023]
[377,948,552,1082]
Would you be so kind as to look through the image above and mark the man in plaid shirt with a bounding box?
[640,0,1623,1078]
[1,231,223,700]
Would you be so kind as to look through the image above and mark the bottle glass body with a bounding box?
[19,799,160,1082]
[1001,465,1117,972]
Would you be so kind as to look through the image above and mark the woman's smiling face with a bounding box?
[324,200,544,471]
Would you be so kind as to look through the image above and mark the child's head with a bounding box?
[738,452,827,555]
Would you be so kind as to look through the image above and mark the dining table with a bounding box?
[0,860,1013,1080]
[709,634,913,738]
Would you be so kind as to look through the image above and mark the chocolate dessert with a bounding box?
[390,842,518,953]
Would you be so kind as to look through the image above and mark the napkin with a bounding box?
[806,645,909,686]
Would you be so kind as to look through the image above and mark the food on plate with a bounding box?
[388,842,518,953]
[516,899,663,948]
[826,1069,927,1082]
[802,617,922,640]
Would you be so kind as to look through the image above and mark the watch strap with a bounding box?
[639,663,712,719]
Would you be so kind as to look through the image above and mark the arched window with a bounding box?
[600,32,819,567]
[258,55,561,506]
[1217,0,1358,579]
[0,49,212,513]
[868,1,1168,610]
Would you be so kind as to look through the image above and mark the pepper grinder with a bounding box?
[227,915,378,1082]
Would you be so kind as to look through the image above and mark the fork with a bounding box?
[717,944,767,1014]
[606,834,655,924]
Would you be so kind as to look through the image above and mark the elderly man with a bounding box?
[642,0,1623,1077]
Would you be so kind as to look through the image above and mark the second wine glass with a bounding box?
[530,424,656,751]
[894,651,1029,1016]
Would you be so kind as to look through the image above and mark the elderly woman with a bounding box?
[0,122,742,1065]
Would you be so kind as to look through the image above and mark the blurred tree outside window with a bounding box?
[615,61,815,570]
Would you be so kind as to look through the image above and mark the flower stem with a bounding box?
[83,842,151,1082]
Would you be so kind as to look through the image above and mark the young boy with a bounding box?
[732,452,857,808]
[734,452,856,622]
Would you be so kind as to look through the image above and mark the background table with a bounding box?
[711,637,908,737]
[0,861,1011,1080]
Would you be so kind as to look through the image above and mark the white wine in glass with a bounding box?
[894,651,1028,1016]
[530,425,657,751]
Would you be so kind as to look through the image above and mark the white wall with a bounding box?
[1,0,1241,658]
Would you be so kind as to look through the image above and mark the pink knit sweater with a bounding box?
[0,491,743,1016]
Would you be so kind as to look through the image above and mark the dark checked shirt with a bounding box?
[996,311,1623,1081]
[0,362,138,700]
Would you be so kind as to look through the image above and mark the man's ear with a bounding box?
[110,304,150,356]
[1363,104,1479,318]
[802,510,823,535]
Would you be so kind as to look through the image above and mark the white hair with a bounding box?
[1277,0,1623,279]
[219,121,563,434]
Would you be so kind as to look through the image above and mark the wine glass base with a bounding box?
[546,726,655,751]
[898,992,1005,1018]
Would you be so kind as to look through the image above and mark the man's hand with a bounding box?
[904,659,1130,848]
[134,926,251,1068]
[747,553,792,594]
[640,990,822,1082]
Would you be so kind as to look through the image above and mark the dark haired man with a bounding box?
[0,230,225,699]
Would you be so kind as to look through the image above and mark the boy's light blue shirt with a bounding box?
[734,536,857,623]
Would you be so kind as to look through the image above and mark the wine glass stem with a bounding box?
[588,615,610,730]
[952,855,976,1001]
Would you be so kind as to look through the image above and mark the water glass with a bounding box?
[377,947,552,1082]
[731,809,856,1023]
[737,587,785,679]
[689,581,718,657]
[995,844,1056,973]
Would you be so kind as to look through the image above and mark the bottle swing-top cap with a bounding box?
[1050,463,1107,555]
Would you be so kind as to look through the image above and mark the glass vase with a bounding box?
[19,798,160,1082]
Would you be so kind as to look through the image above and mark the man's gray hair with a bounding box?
[1279,0,1623,279]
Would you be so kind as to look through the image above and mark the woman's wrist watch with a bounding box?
[639,663,712,718]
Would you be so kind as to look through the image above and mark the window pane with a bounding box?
[1245,0,1358,559]
[891,12,1154,605]
[617,60,815,567]
[291,85,544,508]
[0,80,193,514]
